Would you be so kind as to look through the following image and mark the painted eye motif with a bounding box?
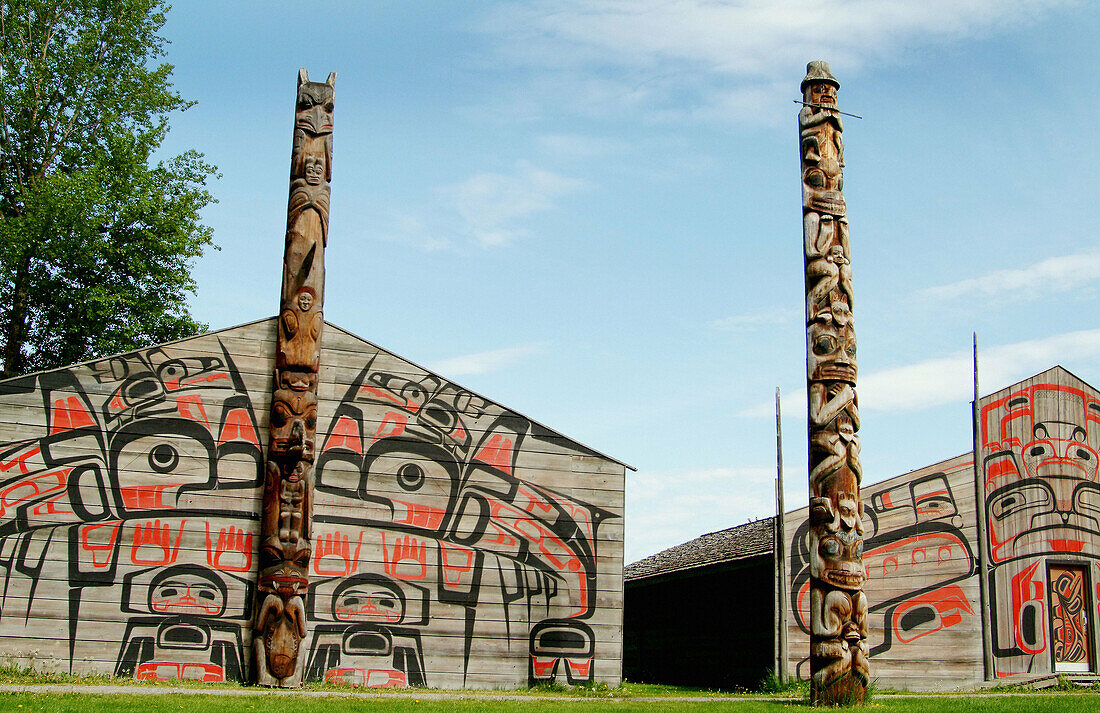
[822,539,841,557]
[149,444,179,473]
[805,169,826,188]
[397,463,426,491]
[158,362,185,382]
[813,335,837,356]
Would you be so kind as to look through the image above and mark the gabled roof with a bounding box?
[979,364,1098,404]
[0,316,634,471]
[324,320,634,471]
[625,517,774,582]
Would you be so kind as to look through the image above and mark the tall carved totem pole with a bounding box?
[798,61,869,705]
[252,69,335,687]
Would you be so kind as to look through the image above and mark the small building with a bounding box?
[623,519,773,689]
[0,318,628,688]
[625,365,1100,690]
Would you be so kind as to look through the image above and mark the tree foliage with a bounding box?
[0,0,217,377]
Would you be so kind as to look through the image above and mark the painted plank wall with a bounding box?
[0,318,626,688]
[977,366,1100,679]
[784,452,984,691]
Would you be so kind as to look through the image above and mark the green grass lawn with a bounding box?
[2,692,1100,713]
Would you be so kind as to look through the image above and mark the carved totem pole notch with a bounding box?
[799,61,869,705]
[252,69,335,688]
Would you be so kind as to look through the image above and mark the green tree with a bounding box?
[0,0,217,377]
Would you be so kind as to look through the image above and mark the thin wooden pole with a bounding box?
[774,387,789,684]
[972,332,995,680]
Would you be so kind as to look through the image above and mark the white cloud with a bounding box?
[482,0,1072,121]
[626,466,775,561]
[921,249,1100,301]
[862,329,1100,412]
[375,214,452,252]
[536,133,630,160]
[711,306,800,331]
[739,327,1100,417]
[443,162,587,247]
[428,343,545,377]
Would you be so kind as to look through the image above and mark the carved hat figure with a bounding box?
[801,60,840,94]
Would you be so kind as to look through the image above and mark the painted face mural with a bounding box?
[979,374,1100,677]
[0,340,263,682]
[982,383,1100,560]
[310,356,616,686]
[0,327,620,688]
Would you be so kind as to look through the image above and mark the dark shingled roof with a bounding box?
[624,517,775,582]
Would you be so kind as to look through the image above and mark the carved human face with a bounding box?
[276,367,316,394]
[808,321,857,383]
[811,471,863,534]
[806,80,837,107]
[304,155,326,186]
[270,388,317,458]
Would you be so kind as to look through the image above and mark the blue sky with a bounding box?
[156,1,1099,563]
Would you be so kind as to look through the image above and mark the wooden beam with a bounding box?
[972,332,995,680]
[774,387,789,684]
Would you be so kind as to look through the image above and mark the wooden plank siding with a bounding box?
[0,318,627,689]
[976,366,1100,680]
[784,452,985,691]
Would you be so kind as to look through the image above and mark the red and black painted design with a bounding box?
[979,378,1100,677]
[0,343,262,681]
[1049,565,1090,668]
[790,465,976,679]
[0,333,619,687]
[310,358,615,686]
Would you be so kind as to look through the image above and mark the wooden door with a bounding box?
[1049,564,1092,672]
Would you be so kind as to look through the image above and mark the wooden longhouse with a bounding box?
[0,318,629,688]
[625,365,1100,691]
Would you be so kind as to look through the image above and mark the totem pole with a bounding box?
[252,69,335,687]
[798,61,868,705]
